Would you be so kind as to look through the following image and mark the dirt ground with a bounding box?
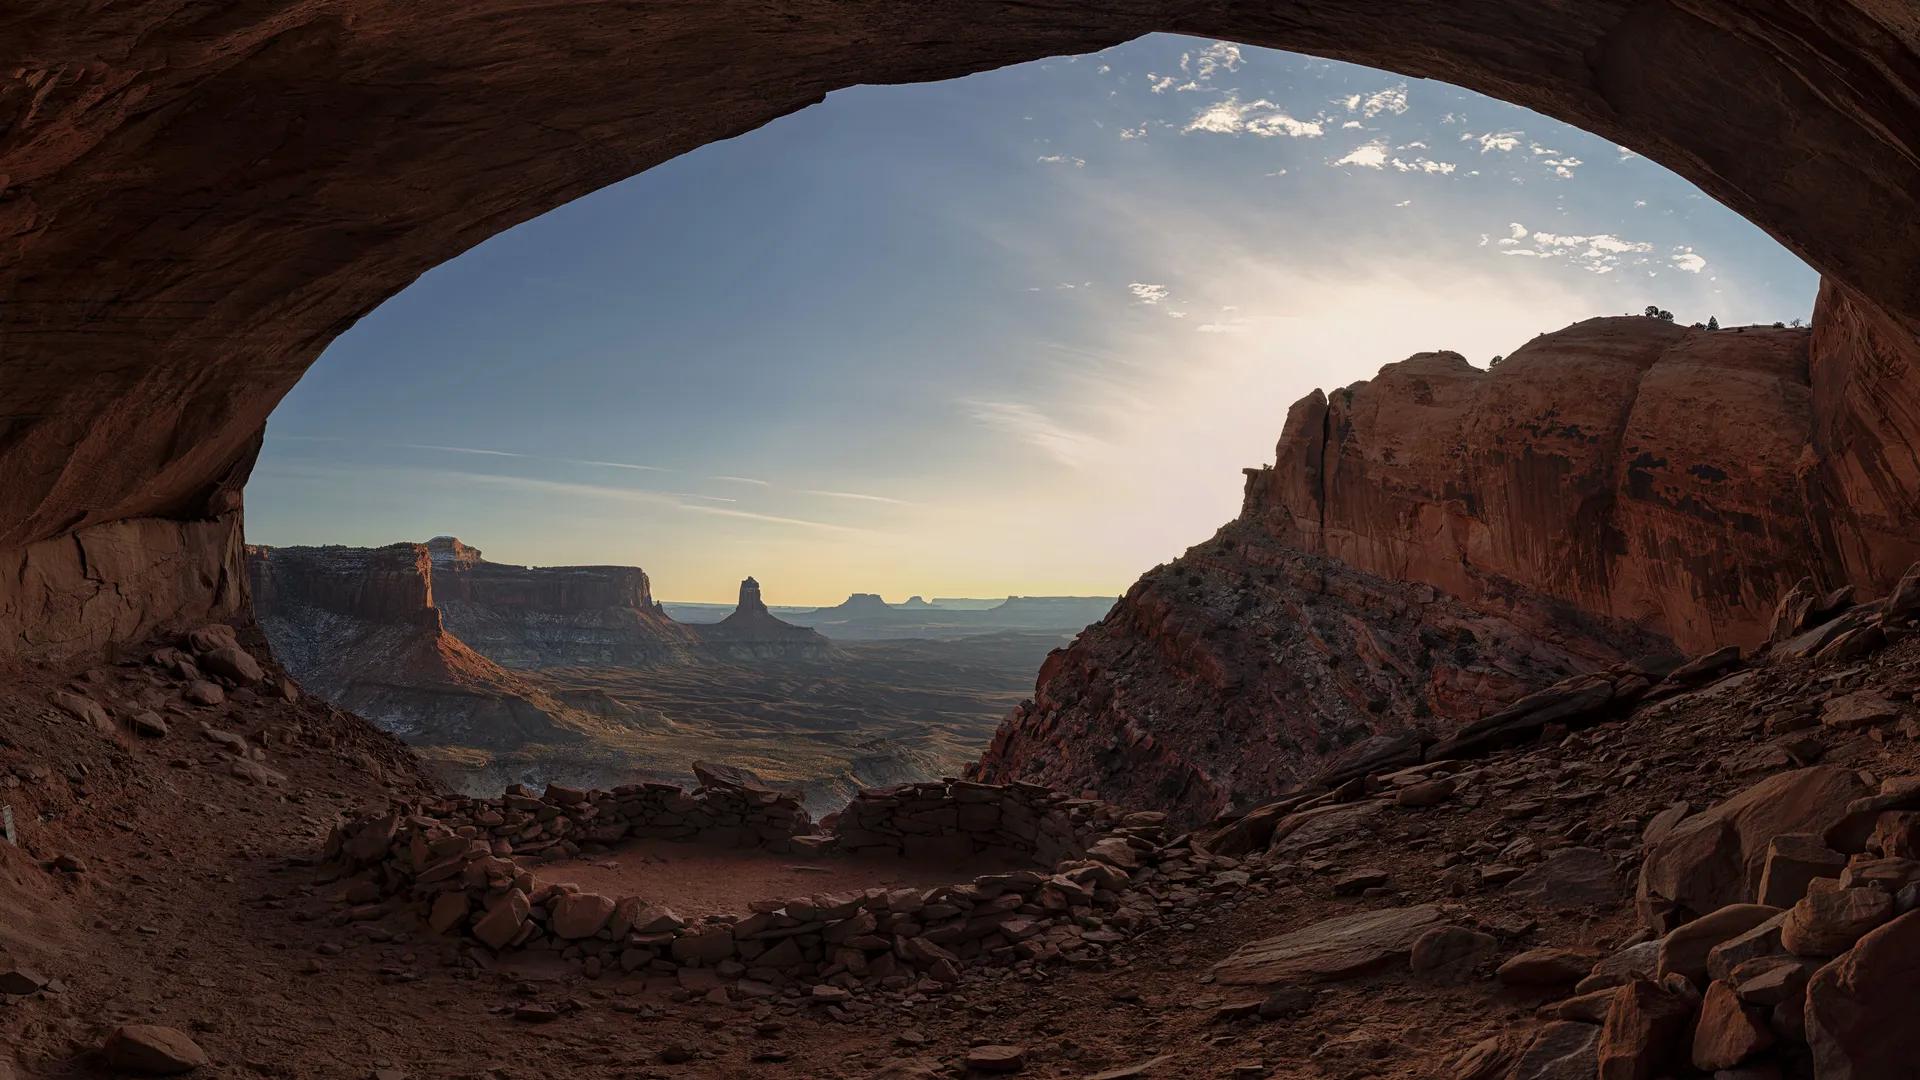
[1,627,1915,1078]
[533,841,1031,918]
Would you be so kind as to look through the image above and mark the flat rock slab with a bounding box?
[1506,847,1620,909]
[1211,904,1448,986]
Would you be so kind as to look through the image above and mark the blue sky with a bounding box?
[249,34,1819,604]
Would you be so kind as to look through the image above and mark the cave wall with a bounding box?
[2,1,1918,657]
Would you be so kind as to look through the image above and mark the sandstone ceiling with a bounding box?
[2,1,1917,655]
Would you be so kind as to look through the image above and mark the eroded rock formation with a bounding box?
[1247,313,1916,652]
[697,577,833,662]
[424,537,699,668]
[974,317,1920,821]
[2,3,1920,660]
[969,520,1669,823]
[246,542,602,748]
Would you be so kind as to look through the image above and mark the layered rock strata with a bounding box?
[425,537,700,667]
[246,542,603,748]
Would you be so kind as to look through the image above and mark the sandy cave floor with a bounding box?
[531,841,1032,919]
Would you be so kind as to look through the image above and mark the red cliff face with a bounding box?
[245,543,604,751]
[421,537,698,667]
[1247,315,1916,652]
[974,313,1920,822]
[248,542,438,627]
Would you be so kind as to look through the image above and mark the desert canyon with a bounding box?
[5,3,1920,1080]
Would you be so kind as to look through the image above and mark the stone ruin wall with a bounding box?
[321,773,1165,984]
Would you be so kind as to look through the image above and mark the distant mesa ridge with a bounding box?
[248,539,830,691]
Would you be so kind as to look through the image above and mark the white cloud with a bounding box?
[1188,41,1242,80]
[1462,130,1523,153]
[1147,75,1176,93]
[711,475,770,486]
[1542,156,1583,179]
[1037,154,1086,168]
[1394,200,1412,208]
[1119,125,1148,140]
[1185,97,1324,138]
[1334,141,1388,168]
[1617,145,1639,160]
[1671,249,1708,273]
[1128,282,1170,304]
[1352,85,1409,118]
[1499,225,1658,273]
[1390,156,1456,174]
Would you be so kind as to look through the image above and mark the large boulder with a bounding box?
[1805,911,1920,1078]
[1637,767,1868,930]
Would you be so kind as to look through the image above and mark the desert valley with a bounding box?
[6,6,1920,1080]
[247,534,1109,811]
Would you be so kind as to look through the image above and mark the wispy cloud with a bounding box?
[964,400,1113,469]
[1037,154,1087,168]
[711,475,771,486]
[1671,248,1708,273]
[567,458,669,473]
[401,443,526,458]
[803,489,916,506]
[680,503,873,535]
[1128,282,1170,304]
[410,470,871,535]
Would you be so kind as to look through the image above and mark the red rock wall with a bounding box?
[425,537,663,615]
[1805,280,1920,587]
[0,514,248,662]
[247,542,438,626]
[1247,316,1917,652]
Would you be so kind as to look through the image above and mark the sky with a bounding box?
[248,34,1820,605]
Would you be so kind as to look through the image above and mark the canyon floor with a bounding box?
[3,614,1916,1078]
[423,631,1065,814]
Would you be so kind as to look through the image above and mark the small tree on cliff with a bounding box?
[1644,305,1674,322]
[1707,315,1720,330]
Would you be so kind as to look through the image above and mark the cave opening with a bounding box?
[240,33,1831,816]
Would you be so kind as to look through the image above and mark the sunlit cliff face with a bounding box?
[249,35,1815,605]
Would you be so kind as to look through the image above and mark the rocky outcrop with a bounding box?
[1247,316,1918,652]
[247,543,604,749]
[974,317,1920,822]
[426,537,700,667]
[970,520,1671,825]
[693,577,832,662]
[4,3,1920,665]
